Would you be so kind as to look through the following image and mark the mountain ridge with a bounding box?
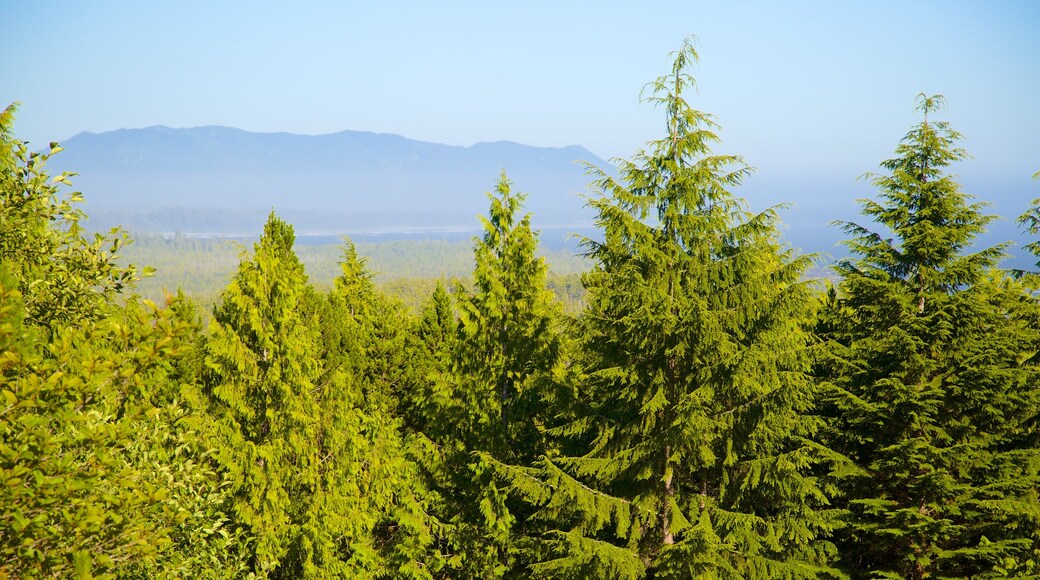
[48,125,607,234]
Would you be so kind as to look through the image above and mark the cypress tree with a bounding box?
[329,240,416,417]
[503,38,839,578]
[317,239,441,578]
[399,280,456,436]
[417,173,565,577]
[203,216,439,577]
[453,172,562,465]
[820,95,1040,577]
[202,212,324,576]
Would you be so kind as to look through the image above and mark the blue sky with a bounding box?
[2,1,1038,224]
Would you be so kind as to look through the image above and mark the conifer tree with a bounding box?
[330,240,416,415]
[317,239,441,578]
[501,38,838,579]
[202,213,328,576]
[820,96,1040,577]
[454,172,562,464]
[1016,170,1040,269]
[399,281,456,436]
[204,215,438,577]
[417,173,565,577]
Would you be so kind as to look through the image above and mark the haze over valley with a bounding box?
[48,122,1039,270]
[53,125,603,237]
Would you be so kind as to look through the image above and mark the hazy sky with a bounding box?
[2,1,1038,217]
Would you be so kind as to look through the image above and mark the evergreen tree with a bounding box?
[316,239,441,578]
[399,280,456,436]
[502,38,839,578]
[204,216,437,578]
[1016,170,1040,270]
[820,95,1040,577]
[453,172,563,465]
[417,173,566,577]
[202,213,327,576]
[329,240,416,416]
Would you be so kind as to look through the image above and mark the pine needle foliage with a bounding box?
[505,37,841,578]
[820,95,1040,578]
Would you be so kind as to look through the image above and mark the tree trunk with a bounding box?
[662,444,674,545]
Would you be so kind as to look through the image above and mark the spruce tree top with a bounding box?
[836,94,1004,308]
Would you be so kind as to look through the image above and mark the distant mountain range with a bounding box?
[43,125,1039,271]
[49,126,608,235]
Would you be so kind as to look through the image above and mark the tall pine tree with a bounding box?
[819,95,1040,578]
[502,37,840,578]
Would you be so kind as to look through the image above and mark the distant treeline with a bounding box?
[121,234,590,313]
[4,40,1040,580]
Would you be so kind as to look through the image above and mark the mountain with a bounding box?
[48,126,608,235]
[44,125,1038,270]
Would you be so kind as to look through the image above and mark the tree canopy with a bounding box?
[2,42,1039,579]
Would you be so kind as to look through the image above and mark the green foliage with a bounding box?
[452,173,563,463]
[0,103,147,328]
[0,105,231,578]
[0,267,196,577]
[821,96,1040,578]
[5,46,1040,580]
[201,213,329,576]
[320,239,442,578]
[0,265,241,580]
[504,37,841,578]
[411,173,567,577]
[398,280,456,436]
[1016,170,1040,272]
[201,216,439,577]
[118,292,252,578]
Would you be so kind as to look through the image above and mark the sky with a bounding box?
[2,1,1038,228]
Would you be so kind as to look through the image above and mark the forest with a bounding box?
[3,39,1040,579]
